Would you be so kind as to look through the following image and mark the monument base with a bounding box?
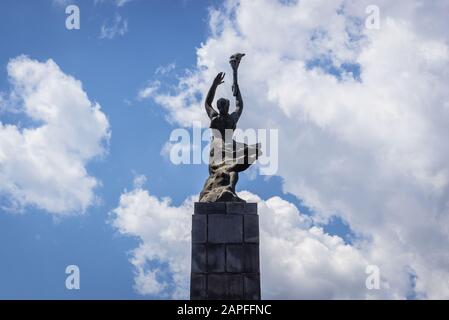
[190,202,261,300]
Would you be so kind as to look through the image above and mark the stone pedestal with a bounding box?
[190,202,261,300]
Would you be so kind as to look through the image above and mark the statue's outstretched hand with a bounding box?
[213,72,225,86]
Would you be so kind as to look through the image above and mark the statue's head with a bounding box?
[217,98,230,115]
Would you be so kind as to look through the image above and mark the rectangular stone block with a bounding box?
[191,244,206,273]
[207,274,244,300]
[227,274,244,300]
[244,214,259,243]
[190,274,206,300]
[208,214,243,243]
[195,202,226,214]
[226,244,244,272]
[207,244,225,272]
[243,244,260,273]
[226,202,257,214]
[192,214,207,243]
[244,274,261,300]
[207,274,226,299]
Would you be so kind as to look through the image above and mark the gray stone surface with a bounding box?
[191,244,206,273]
[227,274,244,300]
[192,214,207,243]
[195,202,226,214]
[227,202,257,214]
[244,274,261,300]
[190,274,206,300]
[226,244,244,272]
[207,274,226,299]
[207,274,244,300]
[243,244,260,273]
[208,214,243,243]
[226,244,259,273]
[207,244,226,272]
[244,214,259,243]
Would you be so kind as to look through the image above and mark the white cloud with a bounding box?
[111,185,193,298]
[112,185,393,299]
[95,0,133,7]
[0,56,110,214]
[155,63,176,75]
[100,14,128,39]
[137,81,160,100]
[115,0,132,7]
[132,174,147,189]
[51,0,71,6]
[143,0,449,298]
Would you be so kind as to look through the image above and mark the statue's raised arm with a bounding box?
[204,72,225,119]
[229,53,245,123]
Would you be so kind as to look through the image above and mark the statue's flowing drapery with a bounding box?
[199,116,261,202]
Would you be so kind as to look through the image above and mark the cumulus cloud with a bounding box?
[112,184,390,299]
[0,56,110,214]
[142,0,449,298]
[111,183,193,299]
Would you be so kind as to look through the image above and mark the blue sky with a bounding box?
[0,0,212,299]
[2,0,448,300]
[0,0,355,299]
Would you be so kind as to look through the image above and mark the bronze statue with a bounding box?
[199,53,261,202]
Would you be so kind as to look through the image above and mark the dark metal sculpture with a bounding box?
[199,53,261,202]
